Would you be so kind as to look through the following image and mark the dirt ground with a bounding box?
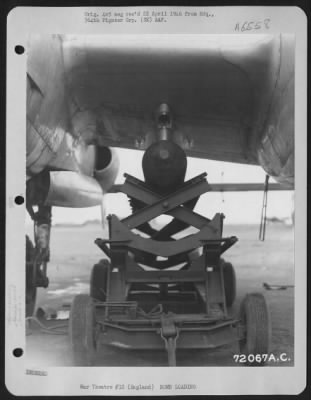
[25,223,294,367]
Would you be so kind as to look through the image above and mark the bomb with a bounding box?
[142,140,187,194]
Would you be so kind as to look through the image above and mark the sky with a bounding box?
[26,148,293,226]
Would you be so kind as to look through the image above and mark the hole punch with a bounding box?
[14,195,24,205]
[15,45,25,55]
[13,348,23,357]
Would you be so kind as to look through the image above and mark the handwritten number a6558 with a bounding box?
[235,19,271,32]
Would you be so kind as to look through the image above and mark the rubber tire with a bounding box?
[90,260,109,301]
[26,235,37,317]
[239,293,271,366]
[222,261,236,307]
[69,294,96,366]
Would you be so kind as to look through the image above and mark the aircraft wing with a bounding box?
[109,182,292,194]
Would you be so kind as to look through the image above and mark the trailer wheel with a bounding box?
[26,236,37,317]
[69,294,96,366]
[239,293,271,366]
[222,261,236,307]
[90,260,109,301]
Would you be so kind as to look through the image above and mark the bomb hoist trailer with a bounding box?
[68,105,271,366]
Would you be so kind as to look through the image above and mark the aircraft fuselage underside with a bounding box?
[26,34,294,194]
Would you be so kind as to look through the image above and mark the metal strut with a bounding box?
[27,204,52,288]
[259,175,269,241]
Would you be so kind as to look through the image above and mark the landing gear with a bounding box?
[26,236,37,317]
[25,205,51,317]
[239,293,271,365]
[69,294,96,366]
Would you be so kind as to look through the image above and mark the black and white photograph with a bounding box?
[5,6,307,396]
